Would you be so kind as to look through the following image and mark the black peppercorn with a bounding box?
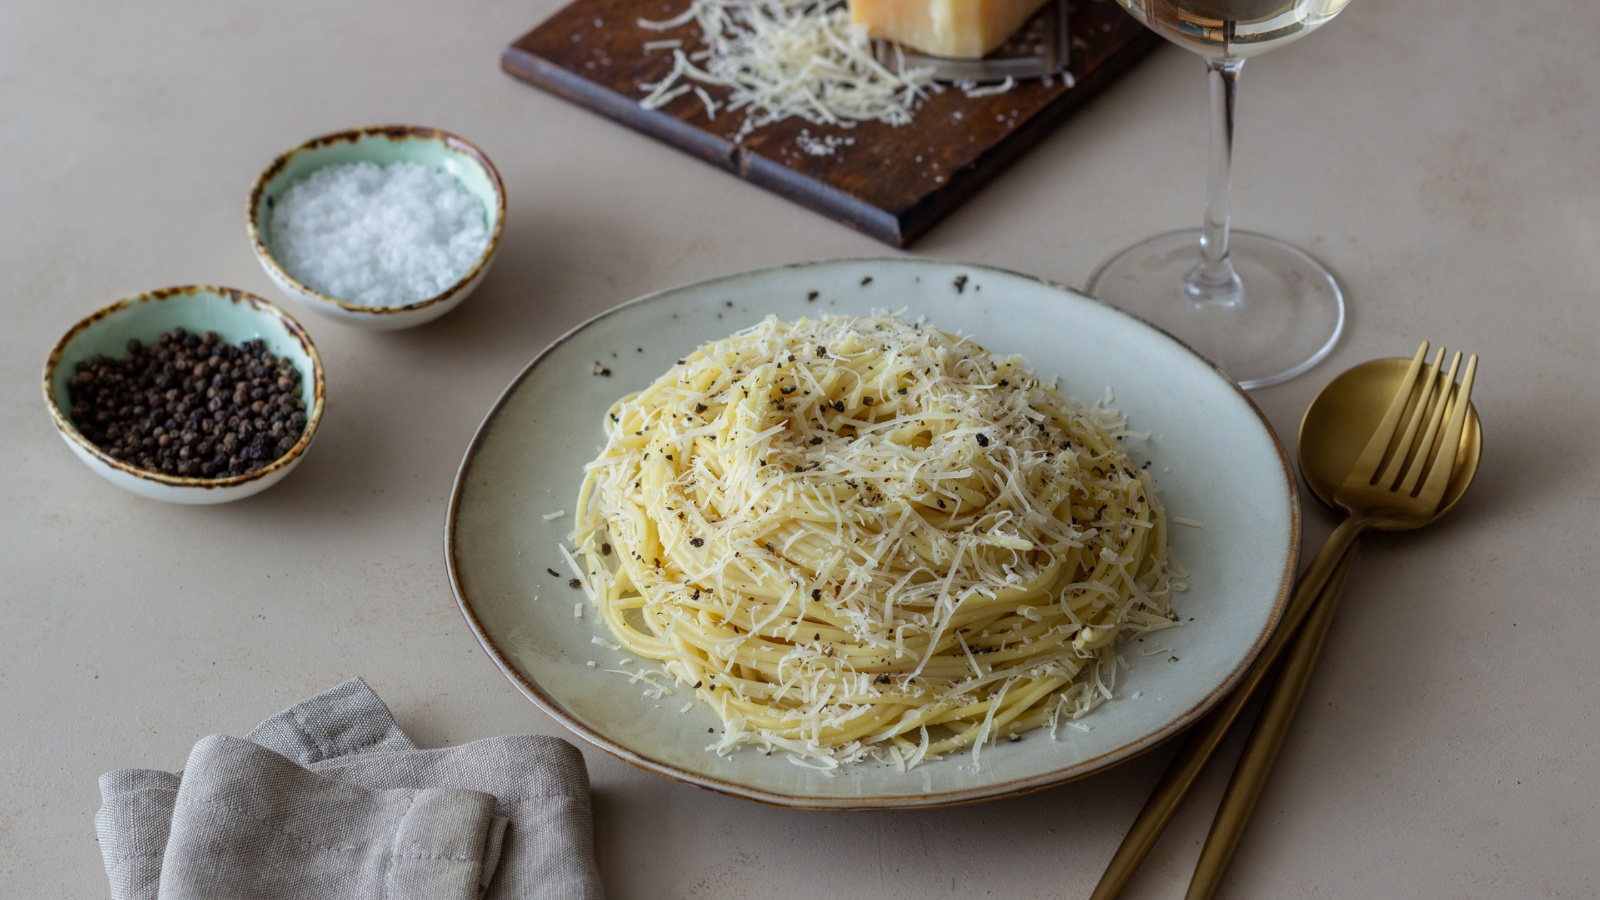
[68,327,308,479]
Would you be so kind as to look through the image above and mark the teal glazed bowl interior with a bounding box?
[42,286,325,504]
[246,125,506,330]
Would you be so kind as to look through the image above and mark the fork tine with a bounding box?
[1399,350,1460,496]
[1376,346,1444,489]
[1346,342,1429,490]
[1418,353,1477,503]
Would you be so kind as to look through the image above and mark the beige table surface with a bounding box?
[4,0,1597,896]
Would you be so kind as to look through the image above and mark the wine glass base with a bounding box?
[1085,229,1345,390]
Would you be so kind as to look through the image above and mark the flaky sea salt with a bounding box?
[269,161,489,308]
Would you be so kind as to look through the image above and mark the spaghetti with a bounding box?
[570,313,1178,768]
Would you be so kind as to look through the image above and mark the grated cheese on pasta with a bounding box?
[570,313,1180,767]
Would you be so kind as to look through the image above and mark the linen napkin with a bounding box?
[95,678,604,900]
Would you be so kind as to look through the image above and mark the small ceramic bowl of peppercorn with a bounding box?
[246,125,506,331]
[42,285,326,504]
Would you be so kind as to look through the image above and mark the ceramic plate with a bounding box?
[446,258,1298,809]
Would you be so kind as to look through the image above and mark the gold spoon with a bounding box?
[1298,355,1481,519]
[1092,345,1481,899]
[1181,352,1481,898]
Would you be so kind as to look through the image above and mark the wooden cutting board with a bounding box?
[502,0,1161,246]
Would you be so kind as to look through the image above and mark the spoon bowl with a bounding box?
[1299,356,1482,525]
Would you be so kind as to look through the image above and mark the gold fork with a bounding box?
[1091,343,1479,899]
[1181,346,1479,899]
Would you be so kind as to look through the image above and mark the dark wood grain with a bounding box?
[502,0,1161,246]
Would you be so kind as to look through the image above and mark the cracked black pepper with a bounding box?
[67,327,308,479]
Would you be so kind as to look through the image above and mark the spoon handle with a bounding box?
[1089,517,1367,900]
[1183,540,1361,899]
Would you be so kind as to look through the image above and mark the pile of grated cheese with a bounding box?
[638,0,938,139]
[569,312,1181,769]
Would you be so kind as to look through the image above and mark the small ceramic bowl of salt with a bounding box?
[247,125,505,330]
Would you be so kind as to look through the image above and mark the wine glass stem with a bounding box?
[1188,57,1246,305]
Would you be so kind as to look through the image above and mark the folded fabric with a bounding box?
[95,678,604,900]
[243,676,421,764]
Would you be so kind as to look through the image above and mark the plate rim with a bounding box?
[445,256,1299,809]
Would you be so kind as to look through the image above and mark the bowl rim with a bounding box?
[41,284,327,490]
[245,124,507,318]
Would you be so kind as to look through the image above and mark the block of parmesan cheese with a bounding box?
[849,0,1052,60]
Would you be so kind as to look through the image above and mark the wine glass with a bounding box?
[1086,0,1352,390]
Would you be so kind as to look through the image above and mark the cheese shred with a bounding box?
[637,0,936,139]
[571,313,1179,768]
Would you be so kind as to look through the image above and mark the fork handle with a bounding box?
[1089,515,1369,900]
[1183,541,1361,899]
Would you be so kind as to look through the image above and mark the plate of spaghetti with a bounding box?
[447,258,1298,808]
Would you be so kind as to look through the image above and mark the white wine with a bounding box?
[1115,0,1349,60]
